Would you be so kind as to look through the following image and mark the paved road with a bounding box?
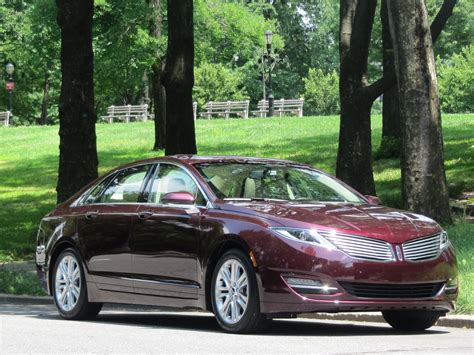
[0,303,472,354]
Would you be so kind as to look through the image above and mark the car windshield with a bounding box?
[194,163,365,203]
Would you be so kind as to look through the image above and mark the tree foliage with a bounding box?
[438,45,474,113]
[303,68,339,116]
[194,63,248,109]
[0,0,471,125]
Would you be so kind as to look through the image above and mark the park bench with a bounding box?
[101,104,150,123]
[0,111,12,126]
[252,98,304,118]
[200,100,250,119]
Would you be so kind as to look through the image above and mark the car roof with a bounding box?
[116,155,311,169]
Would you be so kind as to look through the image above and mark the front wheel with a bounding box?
[211,249,268,333]
[52,248,102,320]
[382,310,441,331]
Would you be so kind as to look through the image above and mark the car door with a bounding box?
[75,164,153,293]
[132,162,208,299]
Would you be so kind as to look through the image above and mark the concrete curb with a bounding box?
[0,293,53,305]
[1,293,472,329]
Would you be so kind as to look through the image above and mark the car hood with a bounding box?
[218,201,441,244]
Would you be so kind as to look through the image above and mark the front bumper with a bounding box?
[255,237,458,315]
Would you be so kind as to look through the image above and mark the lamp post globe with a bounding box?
[6,62,15,76]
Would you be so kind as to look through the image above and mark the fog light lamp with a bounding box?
[287,278,322,287]
[445,277,458,295]
[286,277,337,294]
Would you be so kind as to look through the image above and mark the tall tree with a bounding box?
[149,0,167,151]
[337,0,457,196]
[162,0,197,155]
[377,0,458,159]
[56,0,98,203]
[387,0,452,223]
[336,0,377,195]
[377,0,401,159]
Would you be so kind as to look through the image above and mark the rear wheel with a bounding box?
[52,248,102,320]
[211,249,268,333]
[382,310,441,331]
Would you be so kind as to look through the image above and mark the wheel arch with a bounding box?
[48,239,82,294]
[204,235,254,312]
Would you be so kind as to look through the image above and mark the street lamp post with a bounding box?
[264,30,274,117]
[5,62,15,114]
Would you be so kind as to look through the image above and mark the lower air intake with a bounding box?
[339,281,444,299]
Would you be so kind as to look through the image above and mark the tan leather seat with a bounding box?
[243,178,256,198]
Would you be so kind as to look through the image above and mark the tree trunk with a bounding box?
[377,0,401,159]
[149,0,167,151]
[140,70,150,106]
[152,63,167,150]
[387,0,452,224]
[336,0,377,195]
[162,0,197,155]
[56,0,98,203]
[40,70,50,125]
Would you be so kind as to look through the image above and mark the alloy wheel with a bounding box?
[55,254,81,312]
[214,259,249,324]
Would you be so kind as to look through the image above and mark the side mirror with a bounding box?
[365,195,382,205]
[161,191,195,205]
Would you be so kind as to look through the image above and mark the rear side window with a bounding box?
[99,165,151,203]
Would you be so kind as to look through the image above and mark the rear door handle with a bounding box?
[138,210,154,220]
[85,210,99,220]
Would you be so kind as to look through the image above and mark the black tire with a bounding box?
[52,248,102,320]
[211,249,269,333]
[382,310,441,331]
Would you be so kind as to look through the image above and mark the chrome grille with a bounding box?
[403,233,441,261]
[320,232,394,262]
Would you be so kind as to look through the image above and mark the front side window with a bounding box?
[149,164,206,206]
[194,163,364,203]
[99,165,151,203]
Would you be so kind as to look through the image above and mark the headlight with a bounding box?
[271,228,335,249]
[440,230,450,251]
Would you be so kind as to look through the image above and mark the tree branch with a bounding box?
[364,0,457,103]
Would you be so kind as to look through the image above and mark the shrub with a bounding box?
[193,63,248,109]
[303,68,340,116]
[438,45,474,113]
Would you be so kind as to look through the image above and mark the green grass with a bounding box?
[0,114,473,309]
[0,270,47,296]
[446,223,474,314]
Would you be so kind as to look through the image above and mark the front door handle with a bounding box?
[85,210,99,220]
[138,210,154,220]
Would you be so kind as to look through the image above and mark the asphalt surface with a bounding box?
[0,303,472,354]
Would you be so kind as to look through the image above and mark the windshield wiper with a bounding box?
[223,197,289,203]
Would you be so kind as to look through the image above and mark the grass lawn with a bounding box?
[0,114,472,311]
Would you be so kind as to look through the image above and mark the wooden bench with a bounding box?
[101,104,150,123]
[0,111,12,126]
[200,100,250,119]
[252,99,304,118]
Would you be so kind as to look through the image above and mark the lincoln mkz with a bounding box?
[36,156,458,333]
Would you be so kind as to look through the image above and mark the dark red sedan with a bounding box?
[36,155,458,333]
